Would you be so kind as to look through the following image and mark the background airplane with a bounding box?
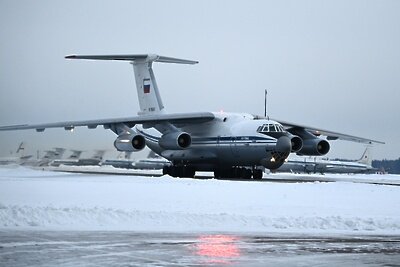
[50,150,105,167]
[276,146,376,174]
[0,54,384,179]
[0,142,32,165]
[20,147,66,167]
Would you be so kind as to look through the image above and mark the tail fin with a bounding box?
[124,152,132,160]
[92,150,106,160]
[16,142,25,156]
[65,54,198,115]
[69,150,83,160]
[357,146,372,166]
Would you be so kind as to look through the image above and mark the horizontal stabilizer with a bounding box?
[65,54,198,65]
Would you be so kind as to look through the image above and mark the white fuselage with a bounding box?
[136,112,286,171]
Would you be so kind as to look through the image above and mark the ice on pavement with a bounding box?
[1,166,400,234]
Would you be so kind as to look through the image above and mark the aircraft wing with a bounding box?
[0,112,215,132]
[277,120,385,145]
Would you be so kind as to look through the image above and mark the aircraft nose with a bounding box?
[271,135,291,163]
[276,136,292,154]
[260,136,292,170]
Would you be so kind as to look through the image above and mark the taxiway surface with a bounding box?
[1,231,400,267]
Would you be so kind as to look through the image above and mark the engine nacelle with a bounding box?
[114,133,146,152]
[297,139,330,156]
[288,127,330,156]
[159,132,191,150]
[288,134,303,153]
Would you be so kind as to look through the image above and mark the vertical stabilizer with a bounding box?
[131,60,165,115]
[92,150,106,161]
[69,150,83,160]
[16,142,25,156]
[65,54,198,116]
[358,146,372,166]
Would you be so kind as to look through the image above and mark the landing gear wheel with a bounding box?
[183,166,195,178]
[162,166,170,176]
[164,165,196,178]
[253,169,263,180]
[241,168,252,179]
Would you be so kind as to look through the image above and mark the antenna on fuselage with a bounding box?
[264,89,269,120]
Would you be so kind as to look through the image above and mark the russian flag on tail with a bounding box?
[143,79,151,94]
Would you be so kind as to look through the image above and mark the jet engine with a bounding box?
[288,134,303,153]
[159,132,191,150]
[114,133,146,152]
[298,138,330,156]
[288,128,330,156]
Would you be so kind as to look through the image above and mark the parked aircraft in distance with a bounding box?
[276,147,376,174]
[51,150,105,167]
[133,151,170,170]
[0,142,31,165]
[102,152,135,169]
[0,54,384,179]
[20,147,66,167]
[103,151,170,170]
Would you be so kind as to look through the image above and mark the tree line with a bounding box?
[372,158,400,174]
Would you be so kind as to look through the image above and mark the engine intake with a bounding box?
[114,133,146,152]
[159,132,191,150]
[289,135,303,153]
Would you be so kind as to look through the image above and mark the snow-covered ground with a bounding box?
[1,166,400,235]
[268,172,400,185]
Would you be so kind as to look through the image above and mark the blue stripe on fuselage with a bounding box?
[137,129,276,145]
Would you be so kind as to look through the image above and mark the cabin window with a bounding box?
[269,124,276,132]
[257,123,285,133]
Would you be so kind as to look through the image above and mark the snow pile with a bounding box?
[1,167,400,234]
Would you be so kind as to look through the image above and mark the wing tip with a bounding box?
[65,55,76,59]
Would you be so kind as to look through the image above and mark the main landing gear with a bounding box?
[214,167,263,180]
[163,165,195,178]
[163,165,263,180]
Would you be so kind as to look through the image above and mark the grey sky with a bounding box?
[1,0,399,160]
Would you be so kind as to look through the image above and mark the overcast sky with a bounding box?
[1,0,399,160]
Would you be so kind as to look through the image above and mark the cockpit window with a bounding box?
[257,123,285,133]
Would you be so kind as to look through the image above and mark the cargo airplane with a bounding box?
[0,54,384,179]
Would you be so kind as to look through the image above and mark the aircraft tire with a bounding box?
[162,166,170,176]
[181,166,195,178]
[253,169,263,180]
[242,168,252,179]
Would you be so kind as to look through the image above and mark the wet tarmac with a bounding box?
[1,231,400,266]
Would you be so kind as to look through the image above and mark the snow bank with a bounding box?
[1,166,400,234]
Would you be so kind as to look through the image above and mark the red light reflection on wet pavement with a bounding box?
[193,234,241,264]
